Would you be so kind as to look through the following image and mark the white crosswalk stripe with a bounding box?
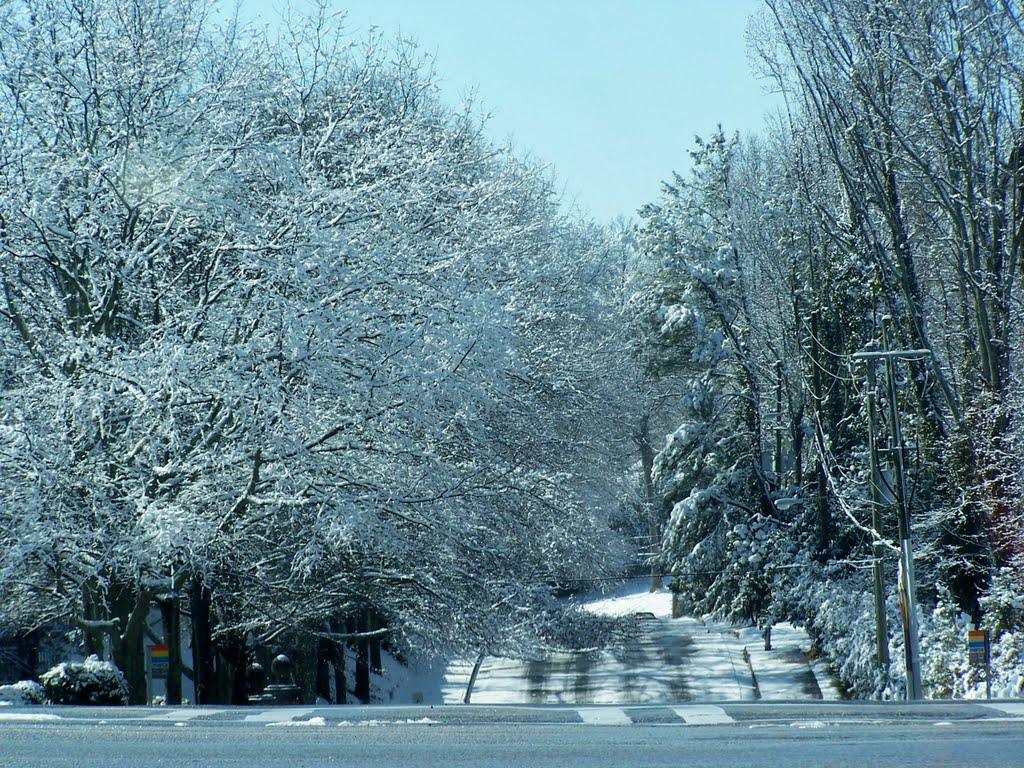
[144,708,227,721]
[577,707,633,726]
[673,705,735,725]
[243,707,316,723]
[980,703,1024,718]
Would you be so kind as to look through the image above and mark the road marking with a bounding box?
[673,705,735,725]
[578,707,633,726]
[243,708,315,723]
[144,708,227,721]
[980,703,1024,717]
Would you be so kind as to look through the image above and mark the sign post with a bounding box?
[150,644,170,679]
[146,644,170,705]
[968,629,991,699]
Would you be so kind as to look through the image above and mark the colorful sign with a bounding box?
[968,629,989,666]
[150,644,169,679]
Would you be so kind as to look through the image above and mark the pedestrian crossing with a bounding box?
[980,703,1024,719]
[577,707,635,725]
[578,705,734,726]
[127,704,737,727]
[242,707,316,723]
[672,705,735,725]
[141,708,228,722]
[12,701,1020,729]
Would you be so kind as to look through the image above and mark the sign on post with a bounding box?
[968,629,989,666]
[968,629,992,699]
[150,644,169,680]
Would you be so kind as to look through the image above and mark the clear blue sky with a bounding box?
[238,1,777,223]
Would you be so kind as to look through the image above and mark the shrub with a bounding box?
[40,656,129,705]
[0,680,45,705]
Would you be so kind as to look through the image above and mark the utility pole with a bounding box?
[853,330,929,700]
[862,358,889,673]
[774,359,784,480]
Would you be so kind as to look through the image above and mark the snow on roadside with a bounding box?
[575,579,675,619]
[266,717,327,727]
[741,624,841,700]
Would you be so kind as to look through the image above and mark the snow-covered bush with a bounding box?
[40,656,129,705]
[919,587,972,699]
[913,586,1024,699]
[919,608,1024,699]
[805,580,899,699]
[988,631,1024,698]
[980,568,1024,635]
[0,680,45,705]
[786,573,1023,700]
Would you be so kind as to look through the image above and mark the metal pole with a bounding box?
[985,629,992,700]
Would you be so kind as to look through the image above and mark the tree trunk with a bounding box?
[369,612,383,675]
[109,582,149,705]
[353,614,370,704]
[331,618,347,704]
[217,637,249,706]
[157,596,183,705]
[316,637,332,703]
[189,579,216,705]
[635,414,662,592]
[80,582,106,659]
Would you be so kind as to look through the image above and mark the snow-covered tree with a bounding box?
[761,0,1024,612]
[634,130,788,621]
[0,0,632,703]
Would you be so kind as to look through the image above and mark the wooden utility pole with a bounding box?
[863,360,890,673]
[774,360,784,480]
[853,334,930,700]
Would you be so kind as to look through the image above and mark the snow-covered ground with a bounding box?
[441,579,840,704]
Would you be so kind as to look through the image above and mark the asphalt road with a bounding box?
[0,702,1021,767]
[523,621,698,703]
